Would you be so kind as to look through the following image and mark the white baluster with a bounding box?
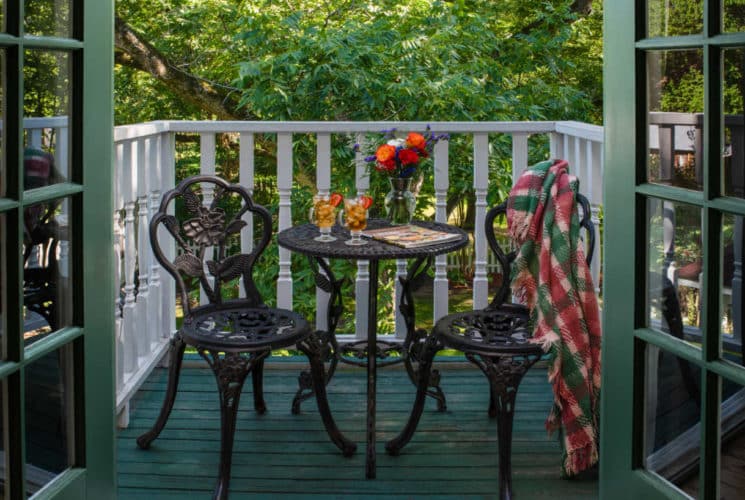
[511,133,529,187]
[199,133,216,306]
[473,133,489,309]
[315,133,332,331]
[122,140,139,376]
[161,132,177,341]
[135,140,151,363]
[433,139,450,322]
[114,142,125,395]
[55,125,69,181]
[277,133,294,310]
[148,135,162,349]
[550,132,562,159]
[355,133,370,339]
[239,132,255,299]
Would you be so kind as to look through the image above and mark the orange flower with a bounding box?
[376,144,396,163]
[406,132,426,150]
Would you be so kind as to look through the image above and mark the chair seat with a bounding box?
[433,303,541,355]
[181,302,310,353]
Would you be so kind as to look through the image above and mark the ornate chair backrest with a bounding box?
[484,192,595,309]
[150,175,272,315]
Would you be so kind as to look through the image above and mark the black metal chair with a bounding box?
[136,175,355,500]
[387,193,595,500]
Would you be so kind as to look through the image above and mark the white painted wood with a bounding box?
[239,132,255,299]
[277,133,294,310]
[433,139,450,322]
[315,133,332,330]
[472,133,490,309]
[199,133,217,306]
[147,135,163,351]
[354,133,370,339]
[135,139,152,364]
[160,132,177,344]
[511,133,530,186]
[114,142,125,395]
[121,140,138,376]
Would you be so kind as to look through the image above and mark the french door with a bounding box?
[0,1,115,499]
[603,1,745,498]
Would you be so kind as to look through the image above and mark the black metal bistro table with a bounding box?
[277,219,468,479]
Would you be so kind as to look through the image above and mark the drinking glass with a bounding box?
[309,194,337,242]
[341,197,368,246]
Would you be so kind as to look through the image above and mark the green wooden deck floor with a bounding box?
[117,361,598,499]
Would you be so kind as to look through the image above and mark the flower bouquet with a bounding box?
[356,128,448,224]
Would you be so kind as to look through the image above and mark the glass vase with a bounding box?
[384,177,416,225]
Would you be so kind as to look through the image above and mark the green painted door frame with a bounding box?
[602,1,745,499]
[0,1,115,498]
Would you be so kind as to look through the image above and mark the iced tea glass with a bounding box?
[309,194,337,242]
[342,197,368,246]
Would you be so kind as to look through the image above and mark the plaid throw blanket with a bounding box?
[506,159,601,476]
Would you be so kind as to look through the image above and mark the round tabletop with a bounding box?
[277,219,469,260]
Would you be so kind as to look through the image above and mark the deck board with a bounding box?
[117,361,598,499]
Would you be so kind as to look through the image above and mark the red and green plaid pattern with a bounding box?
[506,159,601,476]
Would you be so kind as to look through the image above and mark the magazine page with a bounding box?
[361,225,460,248]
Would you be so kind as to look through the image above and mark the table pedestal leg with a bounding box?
[366,259,379,479]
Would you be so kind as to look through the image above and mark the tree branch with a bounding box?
[114,15,253,120]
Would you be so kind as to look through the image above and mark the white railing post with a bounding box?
[239,132,255,299]
[355,133,370,339]
[146,136,161,350]
[473,133,489,309]
[511,133,530,186]
[135,139,152,363]
[277,133,294,310]
[121,140,138,378]
[433,139,450,322]
[160,132,177,341]
[199,133,216,306]
[315,133,332,331]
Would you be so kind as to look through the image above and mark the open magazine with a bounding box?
[361,224,462,248]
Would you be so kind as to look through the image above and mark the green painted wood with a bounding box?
[80,0,117,497]
[117,365,597,498]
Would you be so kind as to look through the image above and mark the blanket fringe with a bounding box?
[564,443,599,477]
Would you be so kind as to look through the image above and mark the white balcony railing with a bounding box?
[22,118,605,427]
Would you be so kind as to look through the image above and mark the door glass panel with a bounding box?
[647,0,703,37]
[724,1,745,33]
[25,346,73,495]
[0,381,4,497]
[23,49,71,188]
[720,377,745,498]
[23,197,72,342]
[0,48,5,198]
[723,48,745,198]
[647,199,703,346]
[647,50,704,190]
[23,0,73,38]
[720,213,744,363]
[0,212,5,359]
[644,345,701,496]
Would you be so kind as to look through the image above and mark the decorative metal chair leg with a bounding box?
[299,334,356,456]
[488,384,498,418]
[137,334,186,449]
[202,351,252,500]
[252,356,267,414]
[386,335,439,455]
[495,398,516,500]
